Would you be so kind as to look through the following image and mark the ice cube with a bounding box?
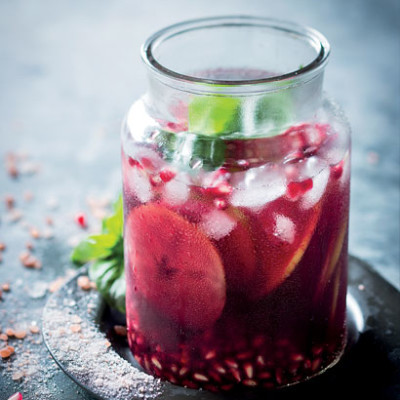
[200,209,237,240]
[274,214,296,244]
[128,168,152,203]
[163,179,189,206]
[230,167,286,210]
[301,167,330,209]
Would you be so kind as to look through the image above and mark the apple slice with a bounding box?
[125,204,226,330]
[251,196,322,299]
[210,207,258,295]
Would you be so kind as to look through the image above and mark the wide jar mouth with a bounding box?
[141,16,330,93]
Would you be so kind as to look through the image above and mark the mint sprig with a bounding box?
[71,196,126,313]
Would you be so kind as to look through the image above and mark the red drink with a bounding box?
[122,122,350,391]
[122,17,350,392]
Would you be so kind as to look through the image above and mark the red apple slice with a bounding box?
[125,204,226,330]
[251,195,322,299]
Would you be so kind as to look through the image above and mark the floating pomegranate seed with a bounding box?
[291,353,304,362]
[0,334,8,341]
[149,175,162,187]
[205,182,233,197]
[213,198,227,210]
[128,157,142,168]
[332,160,344,179]
[159,168,176,183]
[7,392,22,400]
[275,368,283,385]
[286,178,313,200]
[5,195,15,210]
[29,325,40,334]
[312,345,323,355]
[140,157,154,170]
[0,242,5,251]
[237,351,253,360]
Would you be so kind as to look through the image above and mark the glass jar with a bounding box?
[122,16,351,392]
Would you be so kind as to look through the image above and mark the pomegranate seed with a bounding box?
[213,364,227,374]
[77,276,91,290]
[243,363,254,379]
[128,157,141,168]
[204,350,216,360]
[140,157,154,170]
[159,168,176,183]
[312,345,323,355]
[144,357,151,372]
[213,198,227,210]
[262,382,275,389]
[256,355,266,366]
[75,213,87,228]
[151,356,162,370]
[275,368,283,385]
[203,384,220,393]
[149,175,162,187]
[165,373,178,384]
[206,181,233,197]
[0,345,15,359]
[291,353,304,362]
[252,336,265,347]
[225,359,238,369]
[237,351,253,360]
[332,161,344,179]
[0,242,6,251]
[286,178,313,199]
[179,367,189,376]
[193,373,209,382]
[208,370,222,383]
[311,358,322,372]
[242,379,257,387]
[258,371,272,380]
[8,393,22,400]
[221,384,234,391]
[230,368,241,382]
[170,364,178,373]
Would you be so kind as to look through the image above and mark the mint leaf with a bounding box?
[102,195,123,235]
[71,234,117,265]
[255,90,292,134]
[188,96,242,136]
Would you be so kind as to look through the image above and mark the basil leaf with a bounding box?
[255,90,292,135]
[71,234,118,265]
[188,96,242,136]
[89,258,126,314]
[102,195,123,235]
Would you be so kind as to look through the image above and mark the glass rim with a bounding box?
[141,16,331,89]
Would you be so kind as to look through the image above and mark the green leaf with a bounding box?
[254,90,292,134]
[102,195,123,235]
[71,234,118,265]
[188,95,242,136]
[89,257,126,314]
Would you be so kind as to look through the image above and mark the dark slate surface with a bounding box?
[0,0,399,399]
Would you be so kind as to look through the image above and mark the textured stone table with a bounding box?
[0,0,399,399]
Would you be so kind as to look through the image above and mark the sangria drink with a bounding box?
[122,17,351,391]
